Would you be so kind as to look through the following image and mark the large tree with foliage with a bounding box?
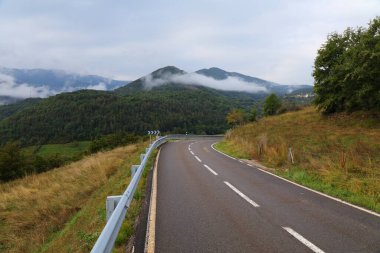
[313,17,380,113]
[263,94,282,116]
[0,142,26,181]
[249,106,258,122]
[226,108,247,126]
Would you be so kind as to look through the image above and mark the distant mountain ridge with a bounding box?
[0,96,23,105]
[116,66,311,95]
[0,67,129,100]
[1,66,311,103]
[195,67,311,94]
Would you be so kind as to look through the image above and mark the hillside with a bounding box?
[0,98,42,121]
[0,88,237,145]
[217,107,380,212]
[0,142,145,252]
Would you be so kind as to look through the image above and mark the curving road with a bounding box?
[154,139,380,253]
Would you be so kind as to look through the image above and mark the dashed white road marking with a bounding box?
[203,164,218,176]
[238,160,244,163]
[190,151,194,155]
[282,227,325,253]
[247,164,253,167]
[224,181,260,207]
[194,156,202,163]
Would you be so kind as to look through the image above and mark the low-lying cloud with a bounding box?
[142,72,268,93]
[0,73,108,99]
[0,73,54,98]
[85,82,107,91]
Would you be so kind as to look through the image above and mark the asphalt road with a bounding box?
[155,139,380,253]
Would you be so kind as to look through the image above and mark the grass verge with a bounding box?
[38,144,157,253]
[23,141,91,160]
[215,107,380,213]
[0,141,149,252]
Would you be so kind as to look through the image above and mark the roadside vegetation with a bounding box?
[0,133,141,182]
[0,141,148,252]
[216,107,380,213]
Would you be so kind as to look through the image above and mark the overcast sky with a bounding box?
[0,0,378,84]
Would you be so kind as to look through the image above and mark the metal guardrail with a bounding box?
[91,134,222,253]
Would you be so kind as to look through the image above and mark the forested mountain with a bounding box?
[115,66,186,94]
[0,65,309,146]
[116,66,311,96]
[0,98,42,121]
[0,88,246,145]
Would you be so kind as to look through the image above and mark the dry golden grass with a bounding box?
[0,144,140,253]
[221,106,380,212]
[39,144,152,253]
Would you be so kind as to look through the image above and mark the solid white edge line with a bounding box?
[210,142,237,160]
[211,143,380,218]
[145,149,160,253]
[203,164,218,176]
[190,151,194,155]
[224,181,260,207]
[283,227,325,253]
[194,156,202,163]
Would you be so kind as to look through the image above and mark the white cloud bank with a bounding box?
[142,72,268,93]
[85,82,107,90]
[0,73,108,98]
[0,74,53,98]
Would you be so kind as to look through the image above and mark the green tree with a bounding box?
[263,94,281,116]
[313,16,380,113]
[226,108,247,126]
[0,142,26,181]
[249,106,258,122]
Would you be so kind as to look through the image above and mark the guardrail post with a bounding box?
[131,165,139,178]
[106,196,122,221]
[140,154,145,163]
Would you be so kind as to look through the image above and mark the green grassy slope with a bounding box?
[216,107,380,212]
